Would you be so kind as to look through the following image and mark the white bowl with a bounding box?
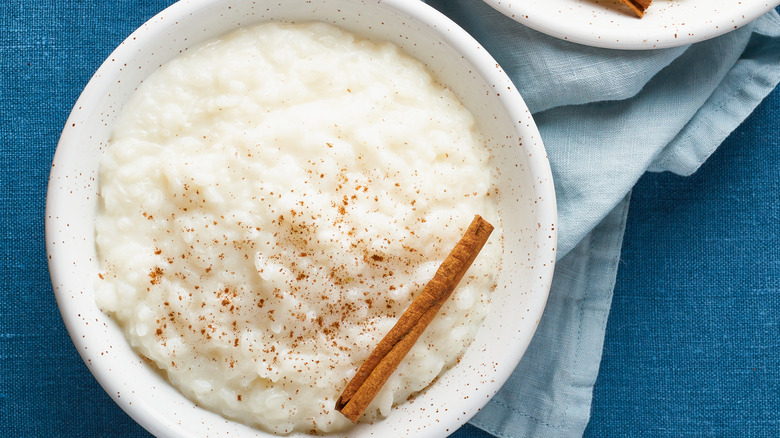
[483,0,780,50]
[46,1,557,436]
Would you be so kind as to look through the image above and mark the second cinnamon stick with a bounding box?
[619,0,652,17]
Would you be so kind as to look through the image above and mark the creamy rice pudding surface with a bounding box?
[95,22,502,434]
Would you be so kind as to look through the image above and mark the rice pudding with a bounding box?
[95,22,502,434]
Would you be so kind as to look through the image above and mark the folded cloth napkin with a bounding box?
[424,1,780,436]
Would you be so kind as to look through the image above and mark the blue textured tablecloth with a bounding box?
[1,1,778,437]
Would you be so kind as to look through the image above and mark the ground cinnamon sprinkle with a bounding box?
[95,22,503,433]
[149,266,163,285]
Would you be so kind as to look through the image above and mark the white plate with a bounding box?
[482,0,780,49]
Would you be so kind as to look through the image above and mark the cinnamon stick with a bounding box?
[335,215,494,422]
[619,0,652,17]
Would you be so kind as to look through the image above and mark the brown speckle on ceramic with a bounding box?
[45,1,556,437]
[482,0,779,49]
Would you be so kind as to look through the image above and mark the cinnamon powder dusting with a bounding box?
[94,21,503,435]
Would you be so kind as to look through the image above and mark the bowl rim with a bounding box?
[46,0,558,436]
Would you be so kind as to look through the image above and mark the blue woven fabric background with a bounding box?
[1,1,778,436]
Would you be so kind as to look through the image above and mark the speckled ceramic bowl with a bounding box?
[483,0,780,50]
[46,0,556,436]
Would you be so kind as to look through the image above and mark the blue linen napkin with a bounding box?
[425,1,780,436]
